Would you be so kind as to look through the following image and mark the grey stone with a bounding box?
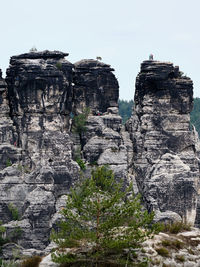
[73,59,119,114]
[127,60,200,225]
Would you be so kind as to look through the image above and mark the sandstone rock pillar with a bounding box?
[127,60,200,224]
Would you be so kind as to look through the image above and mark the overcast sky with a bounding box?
[1,0,200,100]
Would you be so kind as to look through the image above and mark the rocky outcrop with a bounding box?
[0,51,80,251]
[6,50,74,164]
[127,61,200,224]
[0,70,20,170]
[73,59,119,114]
[39,227,200,267]
[1,52,200,261]
[0,51,123,255]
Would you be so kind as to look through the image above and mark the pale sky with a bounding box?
[1,0,200,100]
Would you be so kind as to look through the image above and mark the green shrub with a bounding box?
[17,164,23,172]
[187,248,195,255]
[0,223,7,247]
[21,255,42,267]
[9,226,22,242]
[161,239,184,250]
[75,159,86,170]
[6,159,12,167]
[72,108,90,136]
[56,62,62,70]
[156,247,169,257]
[162,221,191,234]
[0,259,19,267]
[51,166,157,266]
[175,255,185,262]
[89,161,98,166]
[8,203,20,221]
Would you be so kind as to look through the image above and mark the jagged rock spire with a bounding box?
[127,60,199,224]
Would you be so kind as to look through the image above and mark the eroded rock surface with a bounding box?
[0,52,80,251]
[0,51,124,255]
[127,60,200,224]
[73,59,119,114]
[1,53,200,260]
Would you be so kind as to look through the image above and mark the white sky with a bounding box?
[1,0,200,100]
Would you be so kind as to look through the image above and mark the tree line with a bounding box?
[119,98,200,136]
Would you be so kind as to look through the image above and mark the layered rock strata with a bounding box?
[6,50,74,164]
[0,51,123,254]
[0,53,200,258]
[0,51,80,251]
[73,59,119,114]
[127,61,200,224]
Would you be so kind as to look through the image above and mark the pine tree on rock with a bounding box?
[51,166,157,266]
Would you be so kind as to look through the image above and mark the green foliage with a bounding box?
[89,161,98,166]
[73,146,81,161]
[0,222,6,247]
[17,164,31,173]
[0,221,22,265]
[96,56,102,61]
[118,99,134,124]
[21,255,42,267]
[8,203,20,221]
[161,239,184,250]
[51,166,157,266]
[29,46,37,52]
[6,159,12,167]
[118,97,200,136]
[175,255,185,262]
[56,62,62,70]
[17,164,23,172]
[9,226,22,242]
[155,247,169,257]
[190,97,200,136]
[72,108,90,135]
[0,259,19,267]
[76,159,86,170]
[162,221,191,234]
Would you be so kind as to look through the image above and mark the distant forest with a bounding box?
[119,98,200,136]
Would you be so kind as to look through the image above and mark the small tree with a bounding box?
[51,166,157,266]
[29,46,37,52]
[72,107,90,149]
[72,107,90,136]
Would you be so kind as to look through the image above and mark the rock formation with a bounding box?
[73,59,119,114]
[127,60,200,224]
[0,52,200,260]
[0,51,124,257]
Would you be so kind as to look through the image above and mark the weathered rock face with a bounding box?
[1,53,200,259]
[6,50,73,164]
[0,51,124,255]
[0,71,21,170]
[73,59,119,114]
[0,52,80,251]
[127,61,200,224]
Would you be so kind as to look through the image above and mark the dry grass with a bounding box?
[175,255,185,262]
[161,221,191,234]
[20,256,42,267]
[161,239,184,250]
[155,247,169,257]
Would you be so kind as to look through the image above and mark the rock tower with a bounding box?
[127,60,200,224]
